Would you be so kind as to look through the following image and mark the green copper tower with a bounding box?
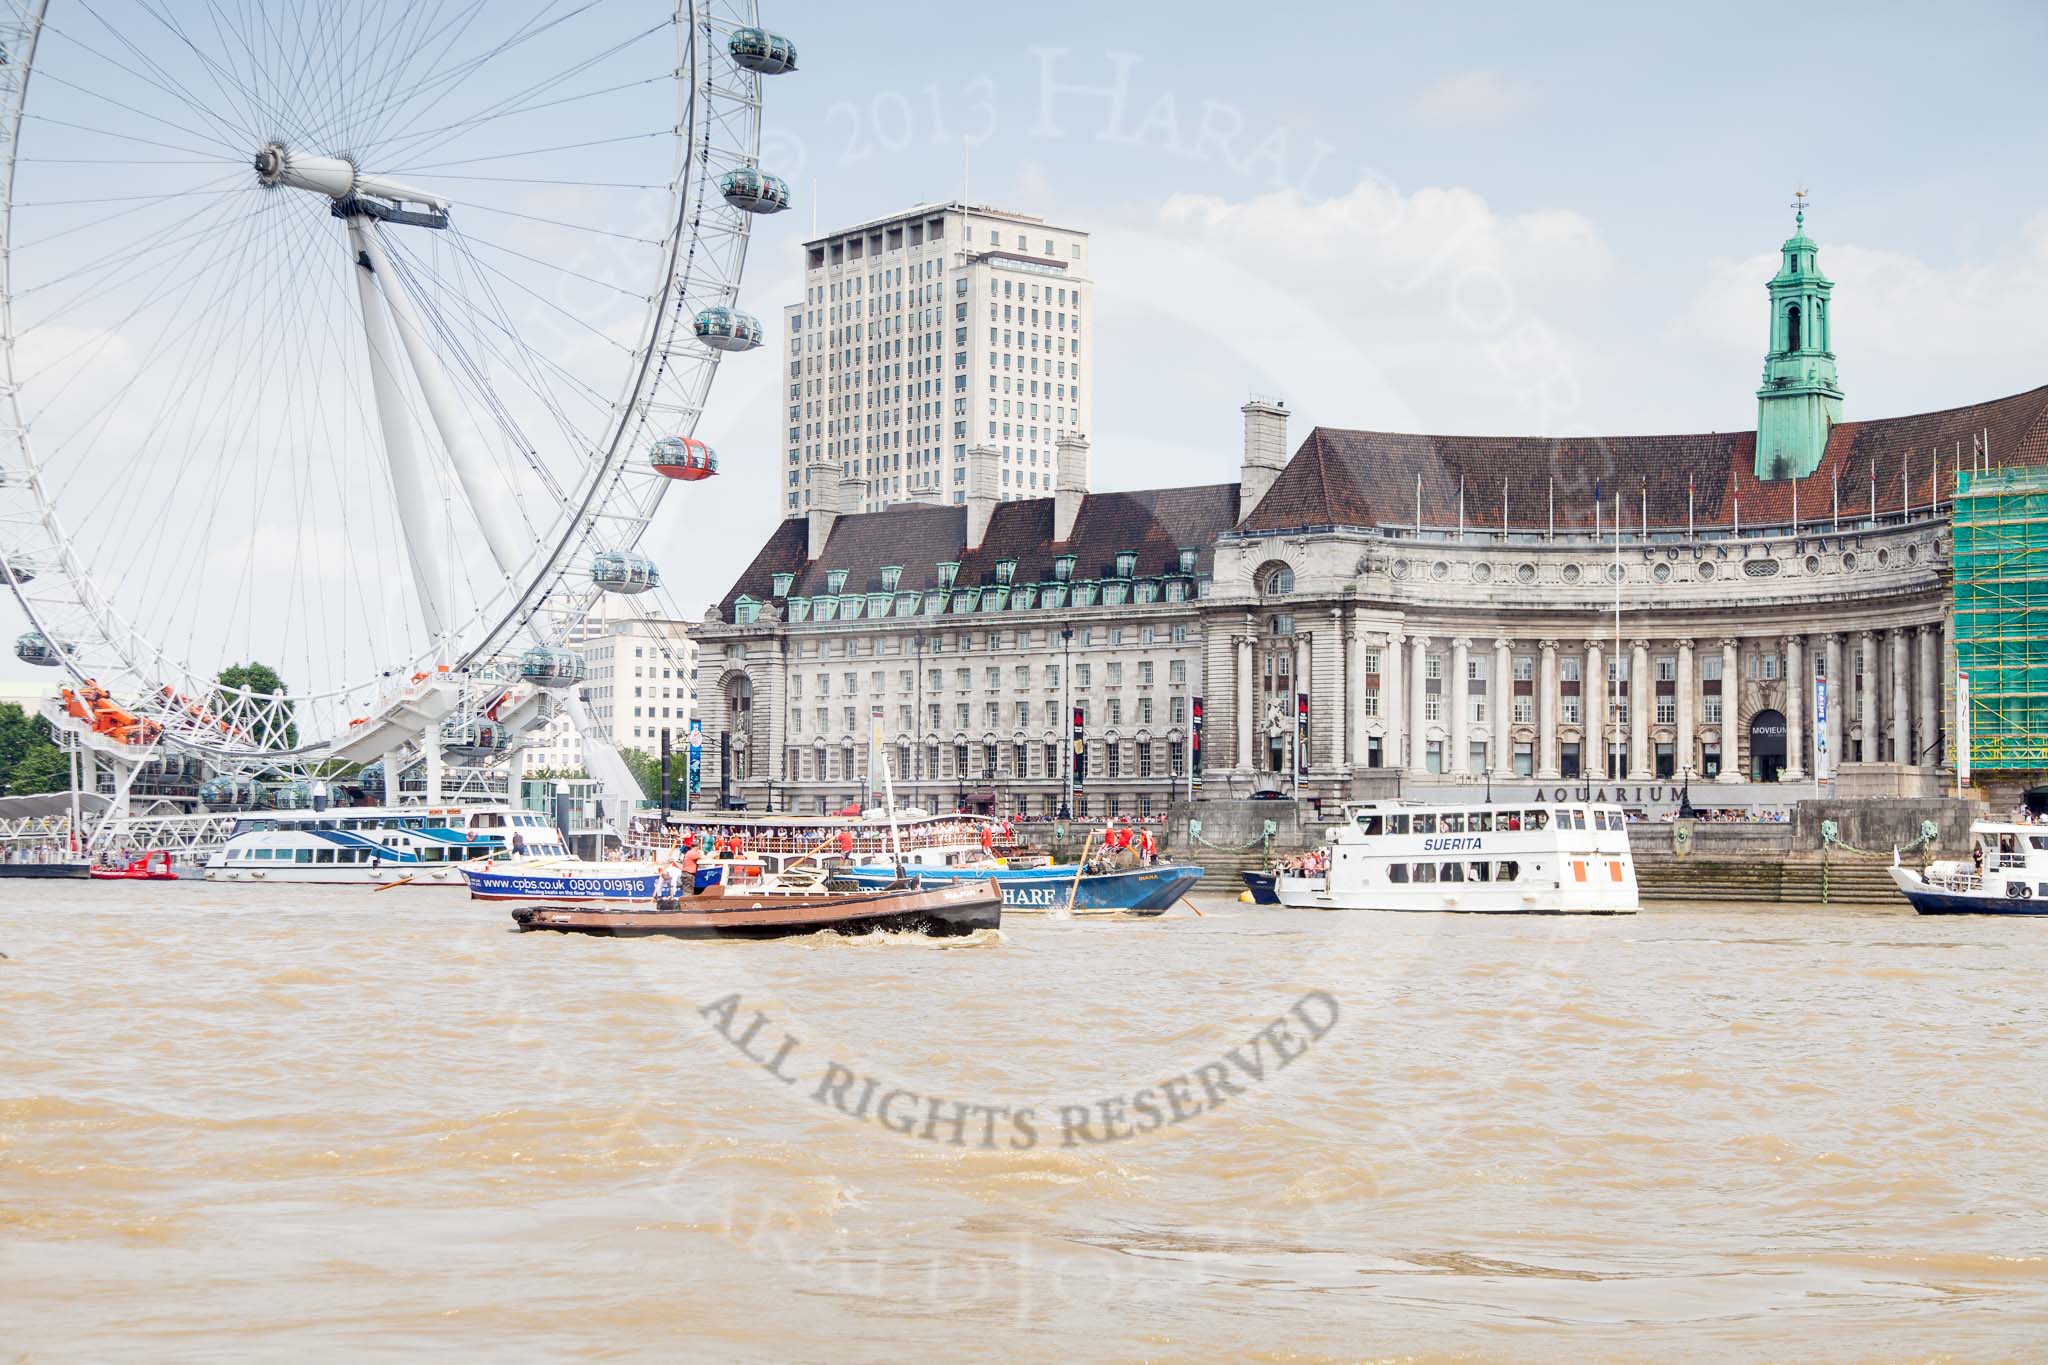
[1754,192,1843,479]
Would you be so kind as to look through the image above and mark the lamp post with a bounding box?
[1059,623,1074,820]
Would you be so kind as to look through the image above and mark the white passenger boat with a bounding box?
[633,808,1015,872]
[1890,819,2048,915]
[1277,799,1639,914]
[204,805,569,885]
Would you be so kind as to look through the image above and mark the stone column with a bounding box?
[1891,628,1911,765]
[1676,638,1695,780]
[1316,614,1344,775]
[1585,640,1605,779]
[1942,610,1956,767]
[1628,639,1651,780]
[1382,629,1404,772]
[1234,633,1254,772]
[1916,624,1938,768]
[1491,637,1513,778]
[1859,634,1875,765]
[1407,635,1430,776]
[1717,638,1741,783]
[1537,640,1560,780]
[1449,637,1470,777]
[1824,633,1844,778]
[1346,612,1365,773]
[1783,634,1805,781]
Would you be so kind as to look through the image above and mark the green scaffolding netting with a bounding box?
[1954,468,2048,769]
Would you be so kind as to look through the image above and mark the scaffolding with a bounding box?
[1953,467,2048,769]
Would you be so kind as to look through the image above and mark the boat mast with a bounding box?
[875,720,905,877]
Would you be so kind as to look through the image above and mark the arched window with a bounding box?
[1786,303,1802,352]
[1260,565,1295,597]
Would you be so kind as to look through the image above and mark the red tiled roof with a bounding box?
[1240,383,2048,534]
[717,485,1240,616]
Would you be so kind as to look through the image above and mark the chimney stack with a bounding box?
[1239,396,1289,519]
[1054,433,1090,543]
[965,444,1000,550]
[838,469,868,523]
[805,457,842,560]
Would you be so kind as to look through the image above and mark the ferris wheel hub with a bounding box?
[254,141,451,218]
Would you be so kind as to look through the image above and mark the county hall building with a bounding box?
[692,207,2047,816]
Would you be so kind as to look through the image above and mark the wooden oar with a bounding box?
[1062,833,1093,917]
[1178,896,1205,918]
[373,874,416,892]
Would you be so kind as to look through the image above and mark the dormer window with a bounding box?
[770,572,793,598]
[734,595,759,625]
[880,565,902,592]
[937,561,959,591]
[995,558,1017,585]
[1114,551,1136,578]
[1178,548,1197,574]
[825,569,848,594]
[1053,555,1075,582]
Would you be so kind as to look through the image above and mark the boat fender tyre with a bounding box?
[2007,882,2030,901]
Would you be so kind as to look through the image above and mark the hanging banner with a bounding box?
[687,716,702,796]
[1190,696,1204,776]
[1071,704,1086,787]
[1812,676,1830,783]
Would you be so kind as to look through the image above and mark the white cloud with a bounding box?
[1414,69,1534,123]
[1111,177,1610,443]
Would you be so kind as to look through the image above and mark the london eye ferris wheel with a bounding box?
[0,1,795,775]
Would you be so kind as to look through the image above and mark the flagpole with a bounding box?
[1832,469,1839,530]
[1688,474,1695,539]
[1548,477,1555,539]
[1612,492,1621,783]
[1458,474,1465,540]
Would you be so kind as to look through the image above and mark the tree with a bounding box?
[617,746,663,802]
[213,662,298,750]
[8,742,70,795]
[0,703,69,795]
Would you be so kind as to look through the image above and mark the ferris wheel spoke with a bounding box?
[372,20,672,170]
[357,0,628,155]
[50,9,256,148]
[382,233,593,496]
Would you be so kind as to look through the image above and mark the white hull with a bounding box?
[1286,798,1640,915]
[203,865,469,886]
[1278,882,1633,913]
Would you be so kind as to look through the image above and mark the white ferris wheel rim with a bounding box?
[0,0,768,761]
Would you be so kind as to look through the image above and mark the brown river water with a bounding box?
[4,882,2046,1361]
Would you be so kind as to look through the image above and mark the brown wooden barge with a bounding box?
[509,876,1001,939]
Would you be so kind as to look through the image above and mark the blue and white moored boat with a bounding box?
[1891,818,2048,914]
[840,860,1202,915]
[205,805,569,886]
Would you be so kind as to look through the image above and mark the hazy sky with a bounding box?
[678,0,2047,594]
[6,0,2045,688]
